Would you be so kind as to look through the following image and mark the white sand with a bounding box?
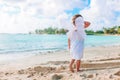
[0,46,120,80]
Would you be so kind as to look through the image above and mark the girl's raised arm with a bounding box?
[84,21,90,28]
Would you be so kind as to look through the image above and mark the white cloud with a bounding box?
[0,0,89,33]
[3,0,120,33]
[80,0,120,31]
[4,0,26,3]
[57,13,72,29]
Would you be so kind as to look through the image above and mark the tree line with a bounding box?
[29,27,66,34]
[29,26,120,35]
[86,26,120,35]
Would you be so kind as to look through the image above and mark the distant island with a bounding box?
[29,26,120,35]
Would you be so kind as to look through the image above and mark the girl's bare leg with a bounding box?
[69,59,75,72]
[76,60,81,72]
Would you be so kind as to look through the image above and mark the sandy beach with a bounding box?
[0,46,120,80]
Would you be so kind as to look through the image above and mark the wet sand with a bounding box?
[0,46,120,80]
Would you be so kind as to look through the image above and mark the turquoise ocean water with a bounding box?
[0,34,120,61]
[0,34,120,54]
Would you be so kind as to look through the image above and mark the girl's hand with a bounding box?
[67,48,70,52]
[84,21,91,28]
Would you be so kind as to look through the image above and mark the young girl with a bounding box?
[67,14,90,72]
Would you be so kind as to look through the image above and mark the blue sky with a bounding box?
[0,0,120,33]
[65,0,90,15]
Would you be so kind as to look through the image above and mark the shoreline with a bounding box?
[0,46,120,67]
[0,45,120,63]
[1,33,120,36]
[0,46,120,80]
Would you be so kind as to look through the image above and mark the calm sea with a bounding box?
[0,34,120,61]
[0,34,120,54]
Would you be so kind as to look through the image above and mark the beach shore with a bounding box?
[0,46,120,80]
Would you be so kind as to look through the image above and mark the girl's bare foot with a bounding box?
[69,66,74,73]
[77,69,83,72]
[69,59,75,73]
[77,70,80,72]
[70,68,74,73]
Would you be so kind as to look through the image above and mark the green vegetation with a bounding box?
[85,26,120,35]
[29,26,120,35]
[103,26,120,35]
[32,27,67,34]
[85,30,104,35]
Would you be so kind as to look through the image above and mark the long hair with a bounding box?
[72,14,82,26]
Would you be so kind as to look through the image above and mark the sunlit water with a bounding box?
[0,34,120,61]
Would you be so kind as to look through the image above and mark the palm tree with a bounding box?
[117,26,120,34]
[103,27,109,34]
[109,27,117,34]
[35,29,40,34]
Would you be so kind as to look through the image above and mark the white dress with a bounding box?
[67,17,86,60]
